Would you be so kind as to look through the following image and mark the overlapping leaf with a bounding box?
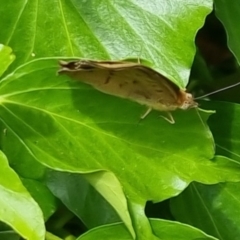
[0,151,45,240]
[77,219,218,240]
[1,59,240,203]
[215,0,240,64]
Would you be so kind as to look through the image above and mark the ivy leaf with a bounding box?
[0,0,212,87]
[215,0,240,64]
[1,59,240,239]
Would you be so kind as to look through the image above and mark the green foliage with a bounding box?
[0,151,44,239]
[215,0,240,64]
[0,1,240,240]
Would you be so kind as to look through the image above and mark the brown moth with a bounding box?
[58,60,198,123]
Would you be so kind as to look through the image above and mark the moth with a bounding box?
[58,60,198,123]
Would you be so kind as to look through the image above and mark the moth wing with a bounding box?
[59,60,181,108]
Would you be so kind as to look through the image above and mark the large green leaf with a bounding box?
[0,151,45,240]
[0,58,237,199]
[1,59,240,239]
[171,182,240,240]
[0,0,212,87]
[215,0,240,64]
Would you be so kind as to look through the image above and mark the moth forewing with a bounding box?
[58,60,197,115]
[88,61,141,69]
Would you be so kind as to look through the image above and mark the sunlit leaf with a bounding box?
[0,60,240,239]
[0,151,45,240]
[0,0,212,87]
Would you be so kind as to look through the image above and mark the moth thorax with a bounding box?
[178,92,197,110]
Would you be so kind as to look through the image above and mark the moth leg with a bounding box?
[140,107,152,119]
[160,112,175,124]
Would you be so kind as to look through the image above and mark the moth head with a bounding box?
[179,92,198,110]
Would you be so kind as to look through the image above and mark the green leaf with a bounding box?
[0,0,212,87]
[171,182,240,240]
[0,44,15,77]
[83,171,134,237]
[215,0,240,64]
[0,151,45,240]
[151,219,217,240]
[203,101,240,162]
[46,170,121,228]
[77,219,217,240]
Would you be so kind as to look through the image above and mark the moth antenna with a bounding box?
[195,108,205,128]
[195,81,240,100]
